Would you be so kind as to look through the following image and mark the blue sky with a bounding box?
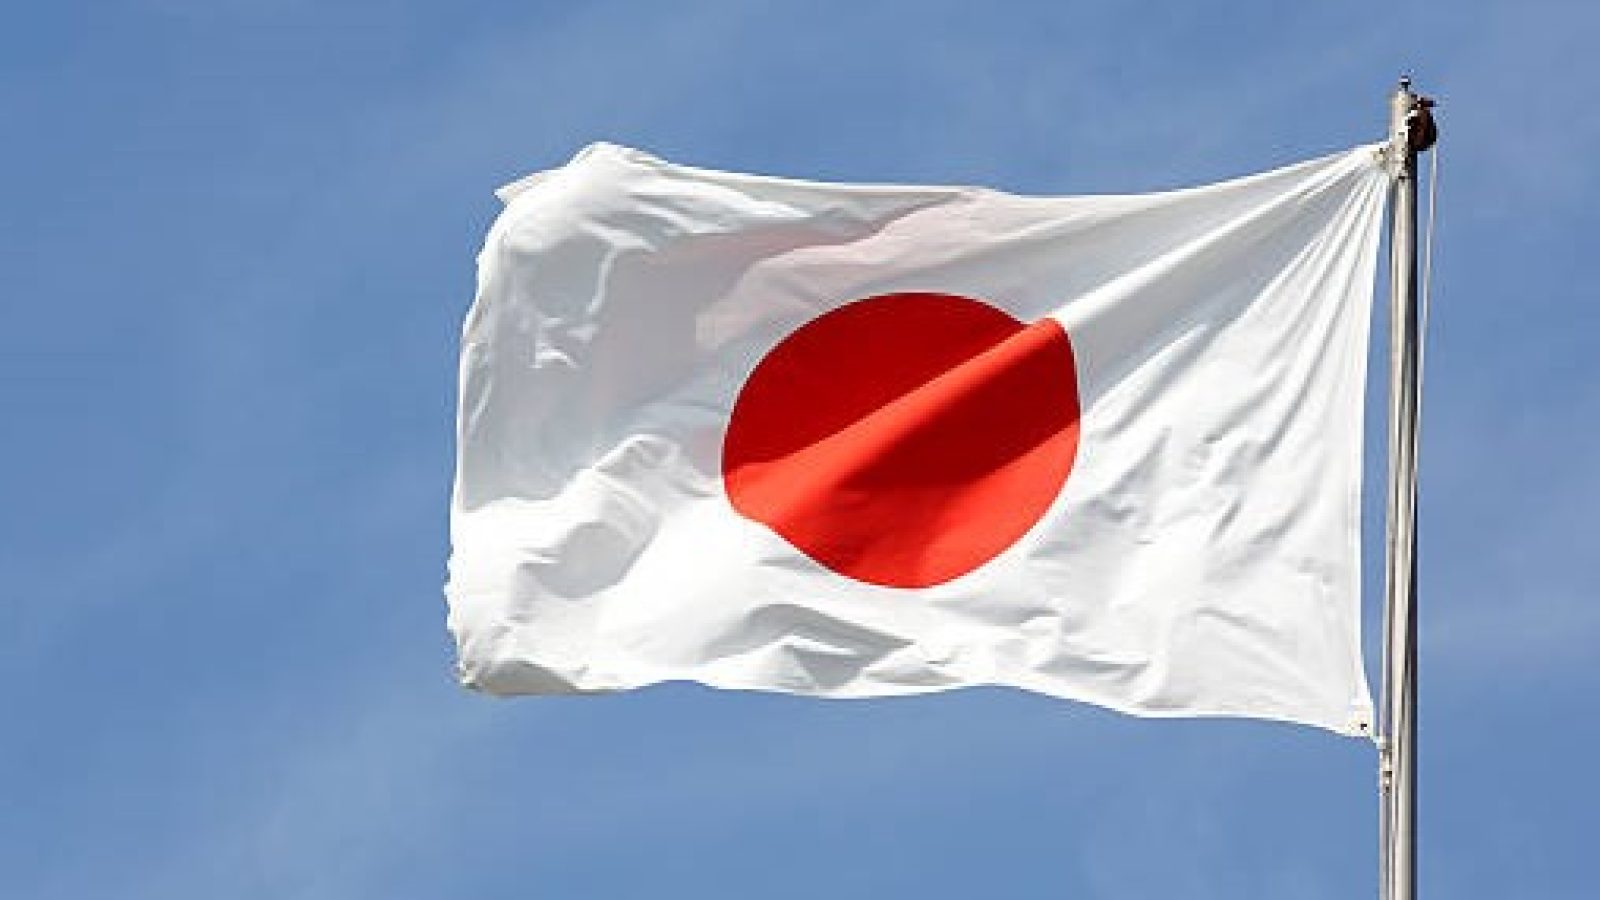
[4,2,1596,897]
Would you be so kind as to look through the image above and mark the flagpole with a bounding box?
[1378,77,1434,900]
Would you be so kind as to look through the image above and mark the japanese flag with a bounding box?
[446,142,1389,735]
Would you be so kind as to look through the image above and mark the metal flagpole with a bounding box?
[1378,77,1435,900]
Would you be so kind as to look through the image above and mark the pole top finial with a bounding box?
[1388,77,1437,153]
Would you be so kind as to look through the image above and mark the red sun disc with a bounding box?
[722,292,1080,588]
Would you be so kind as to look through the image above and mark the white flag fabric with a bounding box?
[447,142,1390,735]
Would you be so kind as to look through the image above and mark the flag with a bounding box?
[446,142,1389,735]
